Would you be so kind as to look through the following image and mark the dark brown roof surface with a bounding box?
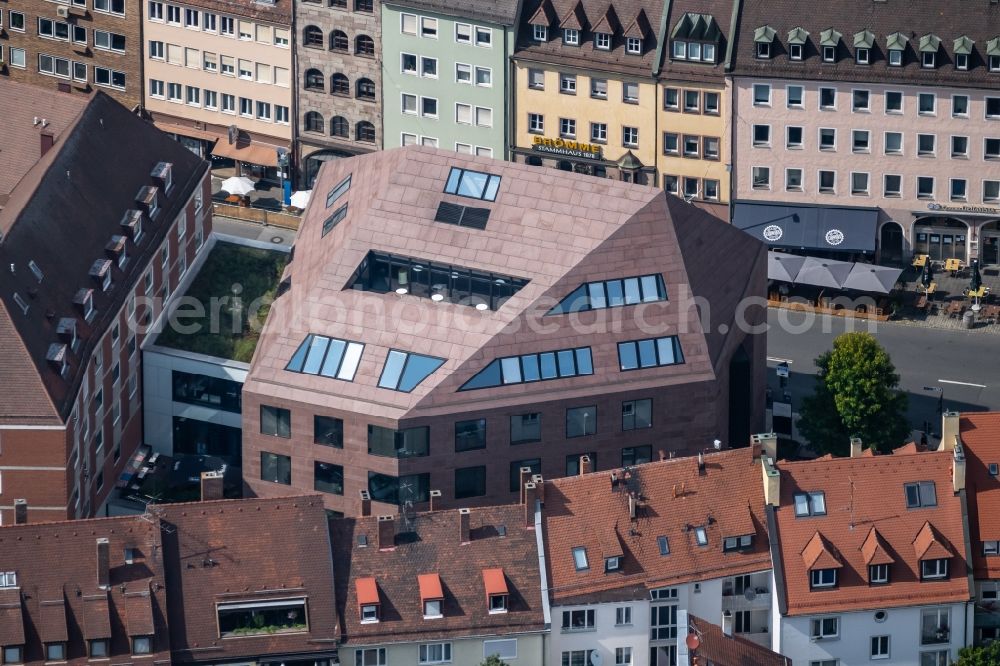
[0,515,169,662]
[331,504,545,645]
[0,89,208,423]
[387,0,519,25]
[155,496,339,663]
[542,448,772,603]
[773,452,970,616]
[958,412,1000,579]
[687,614,790,666]
[732,0,1000,88]
[176,0,290,23]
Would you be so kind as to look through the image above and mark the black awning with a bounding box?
[733,202,878,253]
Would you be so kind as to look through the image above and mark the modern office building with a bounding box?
[0,0,142,108]
[330,502,547,665]
[381,0,518,158]
[731,0,1000,263]
[142,0,293,182]
[241,146,766,516]
[0,83,211,523]
[296,0,382,186]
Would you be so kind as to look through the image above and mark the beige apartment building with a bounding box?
[143,0,292,182]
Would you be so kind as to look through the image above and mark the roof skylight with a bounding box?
[286,334,364,381]
[377,350,445,392]
[548,274,666,315]
[459,347,594,391]
[444,167,501,201]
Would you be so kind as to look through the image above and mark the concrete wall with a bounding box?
[381,4,512,156]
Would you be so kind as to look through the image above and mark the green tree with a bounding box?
[480,656,508,666]
[797,332,910,456]
[953,642,1000,666]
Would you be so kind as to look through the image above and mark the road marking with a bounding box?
[938,379,987,388]
[767,357,794,364]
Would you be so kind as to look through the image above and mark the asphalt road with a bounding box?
[765,311,999,440]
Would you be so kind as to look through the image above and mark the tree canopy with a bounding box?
[954,642,1000,666]
[797,332,910,456]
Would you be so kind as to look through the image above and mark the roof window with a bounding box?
[377,350,445,392]
[12,293,29,316]
[418,573,444,619]
[326,174,351,208]
[322,203,348,237]
[693,526,708,546]
[444,167,501,201]
[434,201,490,229]
[483,568,508,613]
[657,535,670,556]
[793,491,826,517]
[904,481,936,508]
[356,577,380,623]
[28,260,44,283]
[548,274,666,314]
[572,546,589,571]
[285,334,364,381]
[723,535,753,552]
[617,336,684,371]
[459,347,593,391]
[151,162,173,193]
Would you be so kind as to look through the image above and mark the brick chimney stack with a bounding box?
[579,455,592,475]
[459,508,471,544]
[200,471,224,500]
[359,490,372,517]
[524,483,539,528]
[377,515,395,550]
[96,538,110,589]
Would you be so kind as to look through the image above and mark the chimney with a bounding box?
[697,452,706,475]
[579,455,593,476]
[941,412,961,451]
[429,489,442,512]
[40,133,55,157]
[658,449,666,461]
[953,444,967,493]
[531,474,545,505]
[96,538,110,589]
[13,499,27,525]
[459,508,471,544]
[524,482,538,528]
[762,456,780,506]
[200,470,224,501]
[359,490,372,517]
[721,610,733,637]
[628,494,637,519]
[519,466,532,504]
[752,433,777,461]
[376,515,395,550]
[849,437,864,458]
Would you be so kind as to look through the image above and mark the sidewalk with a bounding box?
[212,217,295,247]
[891,263,1000,333]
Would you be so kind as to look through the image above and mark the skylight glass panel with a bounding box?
[286,334,364,381]
[326,174,351,208]
[548,275,666,315]
[377,350,445,392]
[617,336,684,371]
[572,547,589,570]
[443,167,501,201]
[459,347,594,391]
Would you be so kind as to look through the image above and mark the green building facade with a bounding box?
[381,0,518,157]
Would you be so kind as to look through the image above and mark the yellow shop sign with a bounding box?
[530,136,603,160]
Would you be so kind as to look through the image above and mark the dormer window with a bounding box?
[418,573,444,619]
[605,556,621,572]
[357,577,380,624]
[753,25,775,59]
[889,49,903,66]
[756,42,770,59]
[990,463,999,476]
[151,161,173,193]
[117,241,128,269]
[58,317,78,352]
[990,56,1000,72]
[424,599,441,618]
[626,37,641,54]
[922,52,936,68]
[869,563,889,584]
[723,534,753,552]
[984,541,1000,555]
[810,568,837,588]
[533,24,547,41]
[789,43,803,60]
[132,637,152,655]
[361,604,379,623]
[856,48,869,64]
[483,568,509,614]
[822,46,835,62]
[595,32,610,49]
[563,28,578,45]
[46,343,68,377]
[489,593,508,613]
[956,54,969,70]
[103,271,112,292]
[921,558,948,580]
[136,186,160,220]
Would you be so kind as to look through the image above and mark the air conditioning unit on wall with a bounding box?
[56,5,70,17]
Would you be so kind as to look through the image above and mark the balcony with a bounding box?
[743,631,771,648]
[722,585,772,613]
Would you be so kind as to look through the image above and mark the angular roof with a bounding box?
[687,614,790,666]
[801,531,843,570]
[958,412,1000,579]
[860,527,895,566]
[542,448,772,603]
[913,521,955,561]
[732,0,1000,88]
[156,496,339,663]
[0,515,168,662]
[0,88,208,424]
[330,504,545,645]
[247,147,763,426]
[773,452,970,616]
[387,0,519,26]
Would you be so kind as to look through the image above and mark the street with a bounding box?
[765,311,999,443]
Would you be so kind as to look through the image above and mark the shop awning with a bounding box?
[152,121,220,143]
[212,140,281,167]
[733,202,878,253]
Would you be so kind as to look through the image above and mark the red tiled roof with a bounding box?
[82,593,112,640]
[774,452,970,615]
[959,412,1000,579]
[542,448,771,602]
[687,614,790,666]
[357,578,380,606]
[331,505,544,645]
[124,591,155,637]
[418,574,444,601]
[0,588,25,646]
[913,521,956,561]
[483,569,508,597]
[37,599,68,643]
[801,532,843,570]
[860,527,895,566]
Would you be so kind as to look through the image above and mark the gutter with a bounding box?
[765,504,788,615]
[534,498,552,627]
[651,0,672,77]
[959,486,975,646]
[723,0,741,73]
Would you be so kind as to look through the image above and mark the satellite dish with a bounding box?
[743,588,757,601]
[589,652,603,666]
[686,633,701,650]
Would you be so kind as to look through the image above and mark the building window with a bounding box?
[951,179,968,201]
[704,92,720,114]
[794,491,826,516]
[510,413,541,444]
[663,133,679,155]
[260,405,291,438]
[314,461,344,495]
[421,17,437,37]
[260,451,291,485]
[571,548,589,571]
[566,406,596,438]
[786,85,803,107]
[355,35,375,56]
[822,45,836,62]
[919,93,936,115]
[303,25,323,47]
[626,37,641,54]
[753,83,771,106]
[852,89,870,111]
[786,168,803,191]
[752,166,770,189]
[650,602,677,640]
[953,95,970,117]
[819,128,836,151]
[922,51,936,68]
[810,569,837,588]
[752,125,771,147]
[330,30,348,50]
[704,137,720,159]
[368,425,429,458]
[455,465,486,499]
[918,177,935,199]
[595,32,611,49]
[663,175,678,194]
[618,336,683,370]
[419,643,452,665]
[560,73,576,94]
[870,563,890,583]
[314,415,344,447]
[533,24,547,41]
[563,28,579,45]
[455,418,487,451]
[851,172,870,195]
[622,399,651,430]
[560,118,576,138]
[811,617,839,639]
[623,126,639,147]
[987,97,1000,118]
[483,640,517,661]
[562,609,596,631]
[888,48,903,66]
[905,481,937,507]
[884,175,902,197]
[921,558,949,580]
[528,68,545,89]
[985,181,1000,203]
[528,113,544,133]
[921,608,950,645]
[856,47,870,64]
[664,88,679,110]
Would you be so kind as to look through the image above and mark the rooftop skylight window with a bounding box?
[548,275,666,314]
[444,167,501,201]
[617,336,684,371]
[285,334,364,381]
[326,174,351,208]
[459,347,593,391]
[377,350,445,392]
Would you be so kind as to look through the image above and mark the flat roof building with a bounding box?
[241,146,766,515]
